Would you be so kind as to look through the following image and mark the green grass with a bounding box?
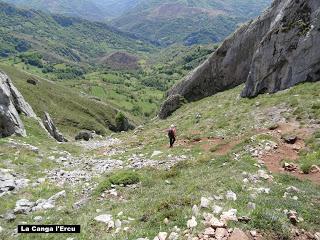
[0,64,134,137]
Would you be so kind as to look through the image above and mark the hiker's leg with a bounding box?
[170,137,173,147]
[172,136,176,146]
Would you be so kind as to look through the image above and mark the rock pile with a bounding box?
[0,168,30,197]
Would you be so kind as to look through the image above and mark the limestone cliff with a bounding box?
[159,0,320,118]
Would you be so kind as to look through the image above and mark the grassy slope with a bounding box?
[0,82,319,240]
[0,63,131,137]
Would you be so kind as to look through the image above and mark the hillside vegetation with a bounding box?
[0,63,136,136]
[0,2,155,64]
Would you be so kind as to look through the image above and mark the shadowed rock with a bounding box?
[75,130,93,141]
[43,112,67,142]
[0,71,36,137]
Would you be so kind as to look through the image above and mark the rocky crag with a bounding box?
[159,0,320,119]
[0,71,36,137]
[43,112,68,142]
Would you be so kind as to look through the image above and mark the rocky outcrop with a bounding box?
[160,0,320,118]
[0,71,36,137]
[158,94,187,119]
[241,0,320,97]
[43,112,67,142]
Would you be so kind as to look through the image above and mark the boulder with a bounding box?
[43,112,67,142]
[229,228,250,240]
[0,71,36,137]
[14,199,35,214]
[187,216,197,228]
[75,130,93,141]
[94,214,114,229]
[26,78,38,85]
[282,135,298,144]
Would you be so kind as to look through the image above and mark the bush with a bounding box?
[115,111,126,126]
[93,170,140,196]
[109,171,140,186]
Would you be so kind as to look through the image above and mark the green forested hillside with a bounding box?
[0,2,155,64]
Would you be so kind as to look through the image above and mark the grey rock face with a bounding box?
[158,94,186,119]
[43,112,67,142]
[160,0,320,118]
[241,0,320,97]
[0,71,36,137]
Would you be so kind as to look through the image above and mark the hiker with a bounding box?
[168,124,177,148]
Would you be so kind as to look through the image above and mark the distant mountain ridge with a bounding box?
[1,0,139,20]
[3,0,272,46]
[111,0,272,46]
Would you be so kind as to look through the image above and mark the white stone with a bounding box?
[200,197,211,208]
[151,151,162,157]
[34,216,43,222]
[172,226,181,233]
[168,232,179,240]
[247,202,256,210]
[250,230,257,237]
[192,205,199,216]
[187,216,197,228]
[115,219,122,228]
[48,190,66,202]
[0,226,3,233]
[286,186,300,193]
[257,170,271,180]
[220,209,237,222]
[203,227,215,236]
[226,191,237,201]
[314,232,320,240]
[37,178,46,183]
[243,178,249,184]
[94,214,113,226]
[212,205,223,215]
[208,217,225,228]
[158,232,168,240]
[215,228,227,240]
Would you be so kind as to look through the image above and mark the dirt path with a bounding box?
[258,123,320,184]
[176,121,320,184]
